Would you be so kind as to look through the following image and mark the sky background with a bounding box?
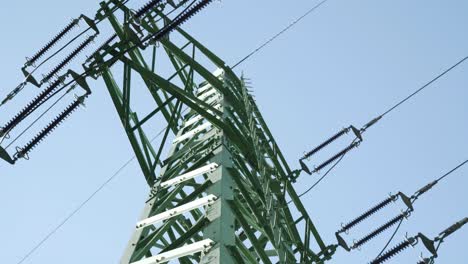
[0,0,467,263]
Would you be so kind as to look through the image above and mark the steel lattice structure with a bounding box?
[0,1,338,263]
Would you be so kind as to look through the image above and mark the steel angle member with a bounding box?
[198,83,213,94]
[136,194,218,229]
[174,122,213,144]
[197,69,223,94]
[130,239,215,264]
[183,104,221,129]
[198,88,218,101]
[160,163,219,189]
[205,94,221,106]
[183,115,204,129]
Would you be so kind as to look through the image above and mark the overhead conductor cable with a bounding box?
[296,54,468,198]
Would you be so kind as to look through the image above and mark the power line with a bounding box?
[379,55,468,118]
[437,159,468,182]
[16,158,135,264]
[232,0,331,69]
[359,55,468,134]
[296,55,468,199]
[15,126,166,264]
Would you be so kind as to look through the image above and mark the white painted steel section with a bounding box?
[213,68,224,77]
[205,94,221,106]
[198,88,217,101]
[136,195,218,229]
[196,68,223,96]
[174,122,212,144]
[130,239,215,264]
[198,83,214,94]
[183,104,221,129]
[160,163,219,189]
[183,114,204,128]
[198,83,212,94]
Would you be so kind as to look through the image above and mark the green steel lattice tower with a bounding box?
[0,0,337,263]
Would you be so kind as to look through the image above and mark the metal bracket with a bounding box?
[0,146,15,165]
[130,239,215,264]
[136,195,218,229]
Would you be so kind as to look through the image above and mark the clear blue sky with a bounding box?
[0,0,467,263]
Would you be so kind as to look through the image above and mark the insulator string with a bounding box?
[370,238,415,264]
[0,1,132,108]
[374,218,405,259]
[88,34,118,59]
[37,0,213,104]
[16,99,83,159]
[42,35,96,84]
[287,139,355,204]
[352,212,409,249]
[1,79,63,137]
[26,19,80,66]
[302,127,350,160]
[26,0,131,68]
[338,195,397,234]
[148,0,212,44]
[313,141,360,173]
[135,0,164,17]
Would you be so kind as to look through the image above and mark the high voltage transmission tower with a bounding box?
[1,1,467,264]
[0,0,335,263]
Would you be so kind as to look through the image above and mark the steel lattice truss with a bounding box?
[0,0,336,263]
